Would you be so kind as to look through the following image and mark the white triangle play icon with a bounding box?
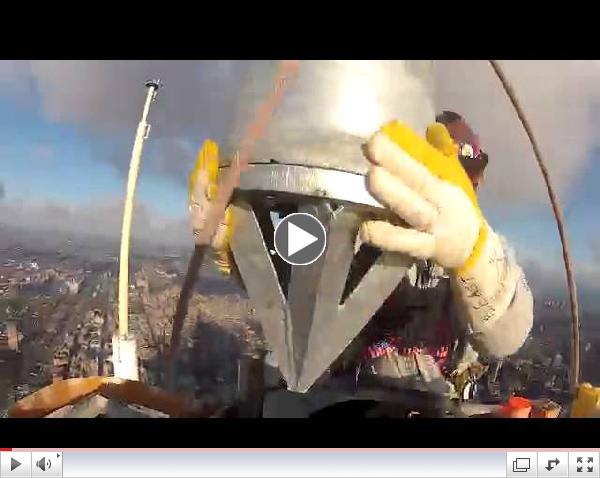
[288,221,318,257]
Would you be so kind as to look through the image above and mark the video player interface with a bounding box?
[0,449,597,478]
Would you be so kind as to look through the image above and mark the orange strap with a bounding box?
[8,377,213,418]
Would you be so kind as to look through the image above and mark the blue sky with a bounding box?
[0,60,599,283]
[0,93,187,218]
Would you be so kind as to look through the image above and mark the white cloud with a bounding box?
[24,60,248,183]
[0,60,32,98]
[4,60,600,209]
[28,60,245,138]
[591,237,600,264]
[0,198,193,249]
[521,255,600,313]
[434,60,600,207]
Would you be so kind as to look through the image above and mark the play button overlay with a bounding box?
[274,213,326,265]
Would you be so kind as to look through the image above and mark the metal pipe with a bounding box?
[118,79,161,338]
[165,244,207,390]
[167,62,299,385]
[488,60,580,394]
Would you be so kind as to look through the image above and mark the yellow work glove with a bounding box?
[360,120,486,273]
[188,139,236,277]
[360,121,524,329]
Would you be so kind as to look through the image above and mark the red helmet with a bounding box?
[435,111,488,178]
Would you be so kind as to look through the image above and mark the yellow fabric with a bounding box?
[213,206,235,276]
[189,139,219,203]
[570,383,600,418]
[380,120,487,275]
[188,139,235,276]
[425,122,459,159]
[214,252,232,275]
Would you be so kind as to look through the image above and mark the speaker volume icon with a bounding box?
[35,457,51,472]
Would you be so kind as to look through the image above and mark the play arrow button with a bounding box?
[274,213,327,265]
[1,452,31,476]
[287,221,318,257]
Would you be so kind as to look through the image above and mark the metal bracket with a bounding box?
[230,197,410,393]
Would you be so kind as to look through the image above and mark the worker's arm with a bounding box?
[359,121,533,359]
[451,227,534,358]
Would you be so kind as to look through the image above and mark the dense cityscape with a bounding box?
[1,224,599,417]
[0,225,264,416]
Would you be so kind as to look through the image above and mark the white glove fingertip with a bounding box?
[367,166,437,232]
[368,133,441,204]
[360,221,436,259]
[366,132,391,167]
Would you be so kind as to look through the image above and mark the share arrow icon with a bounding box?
[546,458,560,471]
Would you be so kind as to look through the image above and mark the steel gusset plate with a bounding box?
[230,199,411,393]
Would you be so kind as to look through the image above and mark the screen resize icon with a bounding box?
[514,458,531,473]
[508,452,538,477]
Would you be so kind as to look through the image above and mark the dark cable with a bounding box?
[488,60,580,394]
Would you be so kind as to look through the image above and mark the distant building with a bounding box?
[154,269,177,280]
[544,299,567,309]
[52,356,69,381]
[92,312,104,327]
[62,277,82,295]
[552,354,563,368]
[90,340,101,351]
[0,322,19,352]
[0,282,14,298]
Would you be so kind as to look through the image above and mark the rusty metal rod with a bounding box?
[488,60,580,394]
[168,245,207,355]
[166,61,300,388]
[165,245,207,390]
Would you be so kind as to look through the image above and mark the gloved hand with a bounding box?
[360,120,486,272]
[360,121,522,328]
[188,139,237,277]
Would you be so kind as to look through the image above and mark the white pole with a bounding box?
[114,79,161,380]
